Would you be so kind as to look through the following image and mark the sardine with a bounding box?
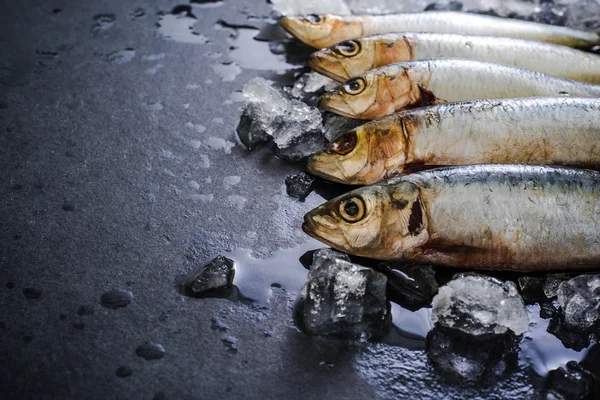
[319,59,600,120]
[308,97,600,185]
[280,12,600,49]
[309,33,600,84]
[302,164,600,271]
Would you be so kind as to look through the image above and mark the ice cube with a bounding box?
[183,255,235,296]
[431,274,528,337]
[296,253,390,339]
[288,72,338,103]
[285,172,316,201]
[237,78,324,160]
[299,247,350,270]
[541,361,595,400]
[557,274,600,331]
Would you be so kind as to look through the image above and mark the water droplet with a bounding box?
[206,137,234,153]
[77,305,95,316]
[52,8,62,14]
[116,366,133,378]
[135,343,166,360]
[319,361,334,369]
[211,62,241,82]
[141,102,163,111]
[145,64,163,75]
[187,180,200,190]
[91,14,116,35]
[23,288,42,299]
[223,176,241,190]
[105,48,135,64]
[189,194,214,203]
[226,195,246,209]
[142,53,165,62]
[62,202,75,212]
[211,316,229,331]
[129,8,145,20]
[100,289,133,309]
[222,335,238,353]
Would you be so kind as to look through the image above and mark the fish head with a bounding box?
[307,117,407,185]
[308,38,376,81]
[280,15,363,49]
[318,66,414,119]
[302,180,428,259]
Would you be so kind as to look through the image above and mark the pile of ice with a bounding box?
[236,77,325,161]
[432,274,529,337]
[295,249,390,339]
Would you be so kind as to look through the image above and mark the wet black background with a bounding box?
[0,0,579,398]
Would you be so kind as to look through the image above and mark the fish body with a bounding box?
[319,59,600,120]
[281,12,600,49]
[303,165,600,271]
[309,33,600,84]
[308,97,600,185]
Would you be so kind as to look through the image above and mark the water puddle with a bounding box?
[520,304,592,376]
[181,237,598,380]
[226,27,295,71]
[157,6,209,44]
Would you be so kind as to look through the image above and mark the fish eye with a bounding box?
[306,14,323,24]
[335,40,361,57]
[343,78,366,95]
[339,197,366,223]
[329,131,357,155]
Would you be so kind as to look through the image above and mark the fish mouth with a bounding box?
[279,17,297,36]
[318,95,357,119]
[280,17,314,48]
[306,154,352,184]
[302,213,323,241]
[308,53,346,82]
[302,209,350,253]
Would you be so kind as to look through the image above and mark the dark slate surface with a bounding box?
[0,1,536,398]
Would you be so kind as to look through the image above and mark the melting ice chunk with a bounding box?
[295,250,390,339]
[237,77,324,161]
[557,274,600,331]
[432,274,528,337]
[183,255,235,296]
